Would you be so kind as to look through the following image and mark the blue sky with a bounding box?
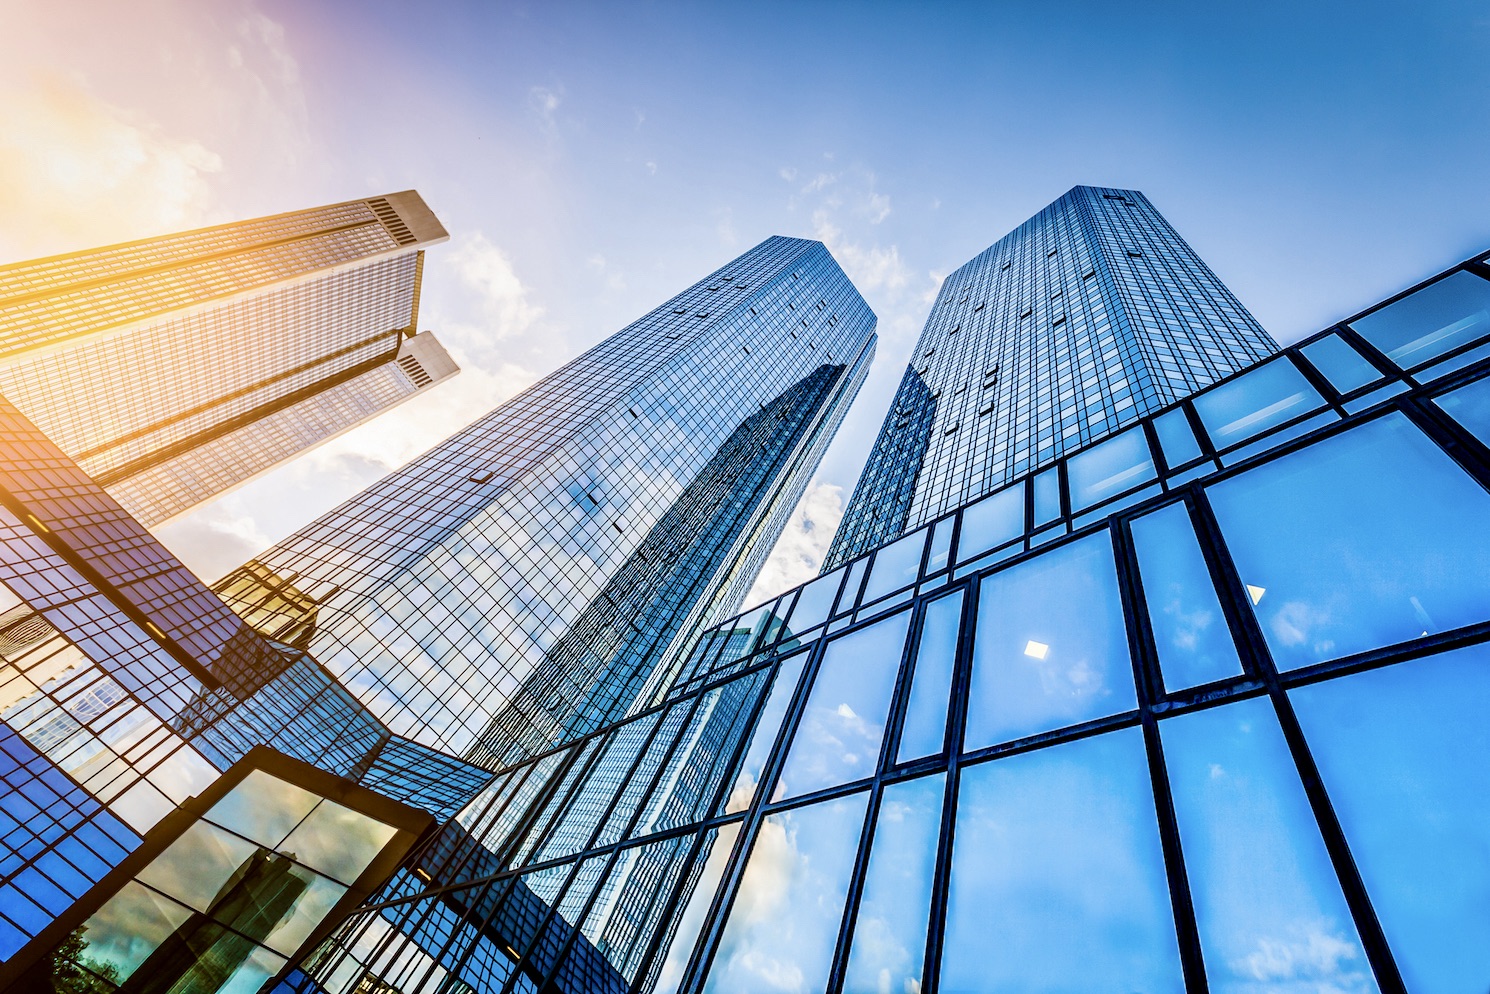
[3,0,1488,592]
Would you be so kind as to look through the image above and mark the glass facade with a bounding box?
[826,185,1279,567]
[0,191,457,526]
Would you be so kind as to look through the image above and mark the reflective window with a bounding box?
[956,483,1024,563]
[703,792,869,994]
[1350,269,1490,368]
[787,568,843,634]
[1206,413,1490,670]
[1301,334,1383,394]
[1033,466,1061,525]
[897,591,962,762]
[723,650,809,813]
[1161,697,1377,994]
[654,824,741,994]
[1433,373,1490,448]
[842,774,944,994]
[863,529,927,602]
[280,799,397,884]
[965,532,1135,750]
[1066,426,1157,511]
[206,769,319,849]
[1291,644,1490,993]
[1192,357,1325,449]
[1130,503,1242,691]
[1154,407,1203,467]
[939,729,1183,992]
[777,611,912,798]
[927,516,954,574]
[838,558,869,615]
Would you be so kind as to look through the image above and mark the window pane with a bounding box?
[653,824,740,994]
[897,591,962,762]
[206,769,320,849]
[72,880,194,981]
[1033,467,1061,525]
[1130,503,1242,691]
[1192,357,1325,450]
[1206,413,1490,670]
[1066,426,1157,511]
[927,517,954,574]
[1433,373,1490,448]
[1290,644,1490,993]
[1154,407,1202,467]
[965,532,1135,750]
[956,483,1024,563]
[863,529,927,602]
[842,774,944,994]
[777,611,912,799]
[723,650,809,813]
[1350,269,1490,368]
[703,792,869,994]
[939,729,1182,993]
[280,800,397,885]
[787,568,843,634]
[136,820,258,913]
[1301,334,1383,394]
[1160,697,1377,994]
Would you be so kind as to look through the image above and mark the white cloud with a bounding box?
[1230,920,1370,991]
[529,83,563,131]
[778,166,797,182]
[812,210,911,293]
[865,191,891,224]
[446,232,545,341]
[153,501,270,582]
[745,482,844,606]
[801,171,839,195]
[645,159,657,175]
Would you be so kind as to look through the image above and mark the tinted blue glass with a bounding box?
[1300,334,1383,394]
[1033,467,1061,525]
[1130,503,1242,690]
[1433,373,1490,448]
[939,729,1183,993]
[1350,269,1490,368]
[838,558,869,614]
[927,517,954,574]
[704,792,868,994]
[897,591,962,762]
[1290,644,1490,993]
[788,568,843,634]
[1206,413,1490,670]
[1161,698,1377,994]
[965,532,1135,750]
[1192,357,1324,449]
[777,610,912,799]
[723,650,809,814]
[654,824,740,994]
[956,483,1024,563]
[1153,408,1203,467]
[1066,426,1157,511]
[842,774,944,994]
[863,529,927,602]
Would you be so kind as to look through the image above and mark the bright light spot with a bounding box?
[1024,640,1049,659]
[1246,584,1266,605]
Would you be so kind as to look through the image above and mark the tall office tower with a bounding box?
[283,246,1490,994]
[826,185,1278,566]
[0,191,458,527]
[215,236,877,763]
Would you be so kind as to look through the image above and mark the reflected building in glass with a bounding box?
[826,185,1279,566]
[0,191,458,527]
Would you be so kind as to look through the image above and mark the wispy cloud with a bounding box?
[812,210,910,293]
[745,481,844,606]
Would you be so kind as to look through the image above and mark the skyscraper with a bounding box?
[214,235,876,763]
[826,185,1278,566]
[0,191,458,527]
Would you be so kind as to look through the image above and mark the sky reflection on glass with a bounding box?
[1350,269,1490,368]
[965,531,1134,749]
[280,799,396,884]
[897,591,961,762]
[1206,413,1490,669]
[842,773,943,994]
[206,769,319,848]
[862,528,925,602]
[777,610,910,799]
[1161,697,1377,994]
[786,568,843,634]
[1130,502,1242,691]
[723,650,808,813]
[136,820,258,914]
[75,879,192,981]
[1291,643,1490,993]
[1300,334,1382,394]
[1153,408,1202,468]
[703,792,868,994]
[1192,357,1323,449]
[1066,425,1156,510]
[956,483,1024,562]
[939,728,1182,994]
[1433,373,1490,447]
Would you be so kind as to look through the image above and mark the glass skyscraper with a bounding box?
[0,191,458,526]
[215,235,876,764]
[827,185,1278,567]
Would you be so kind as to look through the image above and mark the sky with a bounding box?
[2,0,1488,600]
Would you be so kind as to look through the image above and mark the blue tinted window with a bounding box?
[723,651,809,814]
[788,568,844,634]
[1351,270,1490,368]
[654,824,740,994]
[863,529,927,602]
[965,531,1135,750]
[1291,644,1490,993]
[704,792,868,994]
[927,517,954,574]
[1433,373,1490,448]
[897,591,961,762]
[956,483,1024,563]
[842,774,944,994]
[1153,407,1203,467]
[1066,426,1157,511]
[1130,503,1242,691]
[1192,357,1325,449]
[1301,334,1383,394]
[777,610,912,799]
[1033,467,1061,525]
[939,729,1183,993]
[1206,413,1490,670]
[1161,698,1377,994]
